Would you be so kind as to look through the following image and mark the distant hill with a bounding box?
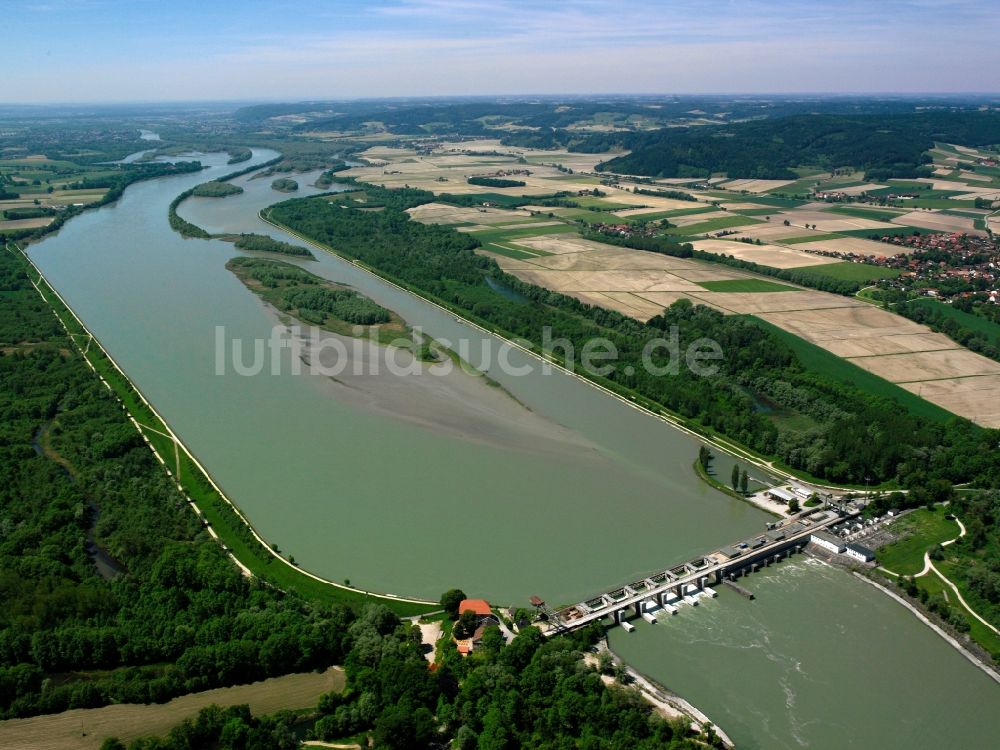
[597,111,1000,180]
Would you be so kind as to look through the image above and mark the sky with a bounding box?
[1,0,998,102]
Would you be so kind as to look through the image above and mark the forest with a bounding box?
[228,257,393,327]
[267,184,1000,489]
[467,176,526,188]
[0,245,722,748]
[190,181,244,198]
[232,233,314,258]
[595,111,1000,180]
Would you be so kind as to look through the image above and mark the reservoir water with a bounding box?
[27,150,768,604]
[25,151,1000,749]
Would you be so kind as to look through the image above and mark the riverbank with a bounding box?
[853,572,1000,684]
[7,240,436,616]
[597,641,735,749]
[693,458,784,518]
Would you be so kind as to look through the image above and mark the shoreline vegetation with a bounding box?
[232,232,315,258]
[167,154,282,239]
[692,457,782,519]
[190,180,244,198]
[8,240,436,617]
[226,256,409,346]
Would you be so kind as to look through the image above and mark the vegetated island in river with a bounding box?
[231,232,315,259]
[190,180,244,198]
[271,177,299,192]
[227,257,414,346]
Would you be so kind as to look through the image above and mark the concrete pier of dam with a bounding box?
[534,507,856,634]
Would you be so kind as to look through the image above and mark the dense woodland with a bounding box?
[269,185,1000,490]
[595,112,1000,180]
[232,233,314,258]
[228,257,392,326]
[190,181,243,198]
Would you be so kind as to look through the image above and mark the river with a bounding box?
[27,149,767,604]
[25,149,1000,749]
[610,558,1000,749]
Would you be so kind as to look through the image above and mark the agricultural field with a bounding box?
[370,137,1000,425]
[0,668,344,750]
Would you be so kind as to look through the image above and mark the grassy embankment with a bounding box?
[875,507,1000,657]
[7,241,435,617]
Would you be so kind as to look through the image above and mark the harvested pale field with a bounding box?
[0,668,345,750]
[668,210,731,226]
[688,291,858,315]
[933,168,954,177]
[691,239,834,268]
[501,249,678,272]
[612,200,707,216]
[850,348,1000,383]
[0,216,54,230]
[759,305,924,344]
[892,210,983,235]
[510,268,704,293]
[588,291,671,318]
[492,220,565,230]
[955,190,1000,201]
[487,228,998,423]
[900,376,1000,428]
[666,267,755,282]
[515,235,618,256]
[637,291,722,312]
[958,170,993,182]
[794,236,902,256]
[731,223,821,241]
[770,210,897,233]
[989,216,1000,233]
[915,178,999,193]
[718,202,776,210]
[407,202,534,225]
[821,332,960,358]
[718,178,797,192]
[837,183,888,195]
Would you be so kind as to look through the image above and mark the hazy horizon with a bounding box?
[3,0,999,104]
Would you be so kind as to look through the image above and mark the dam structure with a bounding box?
[537,507,856,634]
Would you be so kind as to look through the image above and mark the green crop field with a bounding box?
[663,215,763,235]
[780,233,847,244]
[837,226,924,239]
[751,318,957,423]
[906,298,1000,346]
[697,278,797,293]
[469,222,577,245]
[790,262,902,282]
[828,205,905,222]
